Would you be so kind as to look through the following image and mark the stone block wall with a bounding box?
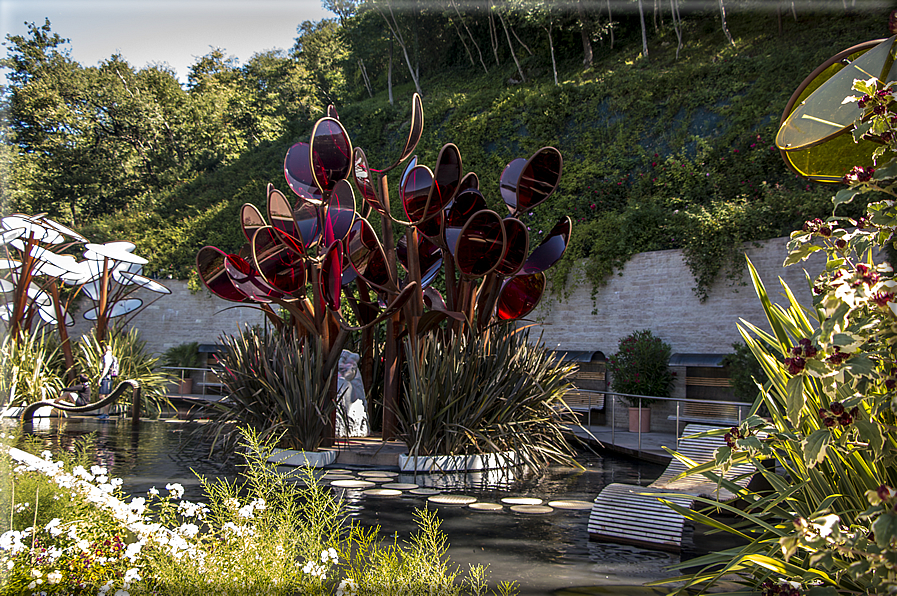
[529,235,825,357]
[67,282,267,357]
[529,236,827,432]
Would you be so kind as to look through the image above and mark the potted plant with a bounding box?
[608,330,674,432]
[162,341,202,394]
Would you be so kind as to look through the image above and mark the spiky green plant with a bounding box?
[162,341,202,368]
[398,325,579,469]
[76,326,173,416]
[0,330,64,406]
[208,326,335,453]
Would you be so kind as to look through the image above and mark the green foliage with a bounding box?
[209,326,336,453]
[3,8,887,299]
[659,78,897,594]
[607,330,674,407]
[0,426,518,595]
[0,330,64,406]
[76,326,174,416]
[398,325,579,468]
[162,341,202,368]
[722,341,770,404]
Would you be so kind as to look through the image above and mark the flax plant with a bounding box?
[399,325,579,469]
[0,330,64,407]
[208,326,335,453]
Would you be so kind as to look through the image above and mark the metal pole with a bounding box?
[637,396,642,454]
[611,394,615,445]
[676,400,681,449]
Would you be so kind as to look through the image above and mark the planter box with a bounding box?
[267,448,337,468]
[628,406,651,433]
[398,451,517,473]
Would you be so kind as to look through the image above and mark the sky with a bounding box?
[0,0,335,85]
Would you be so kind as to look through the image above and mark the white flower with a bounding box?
[40,450,53,460]
[252,497,266,511]
[177,523,199,538]
[165,483,184,499]
[147,487,159,497]
[47,570,62,584]
[44,518,63,537]
[302,560,327,579]
[337,578,357,596]
[321,547,338,564]
[237,503,255,519]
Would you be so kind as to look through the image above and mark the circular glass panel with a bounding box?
[310,117,353,192]
[496,273,546,320]
[455,210,505,278]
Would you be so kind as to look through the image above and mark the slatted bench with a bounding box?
[588,424,759,552]
[560,369,606,412]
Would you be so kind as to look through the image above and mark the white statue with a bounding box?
[335,350,368,437]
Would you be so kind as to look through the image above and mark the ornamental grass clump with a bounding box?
[608,330,674,407]
[399,324,579,469]
[208,326,335,454]
[0,426,519,596]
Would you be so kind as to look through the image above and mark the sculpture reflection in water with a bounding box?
[196,95,571,439]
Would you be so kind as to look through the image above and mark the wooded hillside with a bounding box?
[1,1,891,298]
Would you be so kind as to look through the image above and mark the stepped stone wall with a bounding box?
[66,236,822,364]
[68,282,267,357]
[529,236,825,356]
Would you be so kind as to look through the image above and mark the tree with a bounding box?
[372,0,423,96]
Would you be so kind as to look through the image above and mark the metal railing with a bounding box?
[160,367,221,397]
[561,388,750,453]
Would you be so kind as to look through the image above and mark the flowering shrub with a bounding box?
[607,330,674,407]
[0,427,519,595]
[663,74,897,595]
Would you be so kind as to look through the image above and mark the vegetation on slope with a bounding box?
[1,2,890,299]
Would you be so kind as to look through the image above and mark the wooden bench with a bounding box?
[561,369,606,412]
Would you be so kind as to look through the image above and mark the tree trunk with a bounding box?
[489,13,501,67]
[449,14,476,69]
[607,0,614,49]
[638,0,648,59]
[451,0,488,73]
[547,23,558,86]
[388,34,394,105]
[719,0,735,46]
[671,0,683,59]
[378,5,422,96]
[510,22,533,56]
[359,58,373,97]
[498,10,525,83]
[577,0,593,66]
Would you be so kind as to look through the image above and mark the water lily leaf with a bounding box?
[802,429,831,468]
[786,375,805,427]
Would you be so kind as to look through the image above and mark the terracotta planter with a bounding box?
[628,406,651,433]
[178,378,193,395]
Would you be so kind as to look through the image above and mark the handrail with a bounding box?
[560,388,752,456]
[160,366,219,397]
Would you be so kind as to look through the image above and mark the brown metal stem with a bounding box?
[379,173,400,441]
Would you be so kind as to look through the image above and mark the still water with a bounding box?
[19,417,689,596]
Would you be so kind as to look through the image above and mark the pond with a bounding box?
[16,417,715,596]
